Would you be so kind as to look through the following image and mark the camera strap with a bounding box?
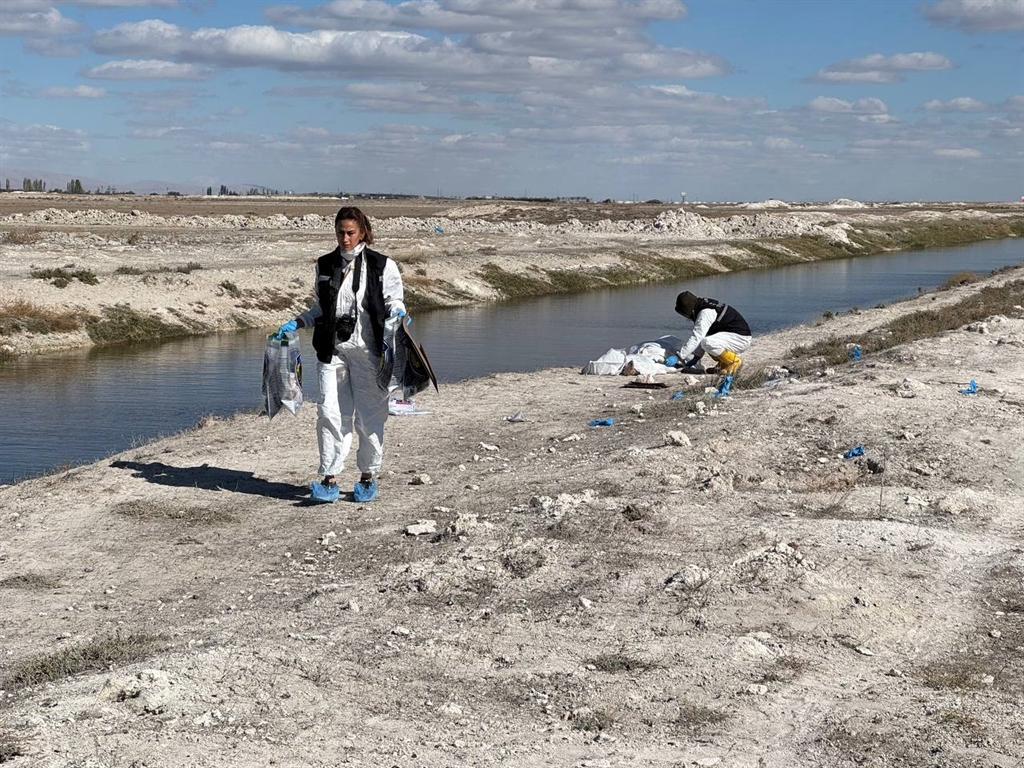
[331,253,363,319]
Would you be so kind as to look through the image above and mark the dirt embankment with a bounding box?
[1,196,1021,358]
[0,266,1022,767]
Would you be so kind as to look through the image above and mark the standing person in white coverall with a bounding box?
[668,291,751,376]
[275,206,406,503]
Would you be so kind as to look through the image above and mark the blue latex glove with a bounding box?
[275,319,298,338]
[665,355,679,367]
[391,309,406,319]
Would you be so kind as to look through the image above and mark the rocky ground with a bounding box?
[1,263,1022,767]
[1,194,1021,357]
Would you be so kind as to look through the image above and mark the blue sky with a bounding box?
[0,0,1021,201]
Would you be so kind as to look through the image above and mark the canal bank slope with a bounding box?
[1,266,1022,767]
[1,195,1021,357]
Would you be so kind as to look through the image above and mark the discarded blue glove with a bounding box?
[670,391,684,400]
[588,417,614,427]
[712,375,733,398]
[848,345,862,361]
[392,309,406,319]
[275,319,298,338]
[843,445,865,459]
[665,355,679,367]
[959,379,977,395]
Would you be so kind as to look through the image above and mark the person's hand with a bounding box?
[391,309,406,319]
[275,319,298,338]
[665,355,679,367]
[683,354,701,368]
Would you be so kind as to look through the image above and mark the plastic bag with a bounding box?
[262,332,303,419]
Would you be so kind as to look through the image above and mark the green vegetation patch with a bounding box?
[30,266,99,287]
[114,261,203,276]
[790,279,1024,365]
[85,304,189,345]
[0,300,86,336]
[478,263,548,299]
[238,288,300,312]
[1,633,166,691]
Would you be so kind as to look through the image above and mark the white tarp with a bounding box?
[581,335,683,376]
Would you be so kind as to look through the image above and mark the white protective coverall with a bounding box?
[297,243,406,478]
[677,308,751,364]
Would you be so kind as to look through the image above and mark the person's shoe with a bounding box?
[717,350,743,377]
[310,480,340,503]
[353,477,377,503]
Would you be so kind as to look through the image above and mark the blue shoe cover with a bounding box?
[310,480,340,503]
[353,478,377,503]
[712,375,733,398]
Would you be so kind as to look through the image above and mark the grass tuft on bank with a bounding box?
[85,304,190,345]
[790,278,1024,365]
[1,633,167,691]
[0,300,86,337]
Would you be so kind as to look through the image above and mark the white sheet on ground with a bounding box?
[582,335,683,376]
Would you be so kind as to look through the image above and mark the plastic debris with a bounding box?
[843,445,865,459]
[588,417,615,427]
[670,391,684,400]
[712,375,733,398]
[434,225,444,234]
[505,410,525,422]
[959,379,978,395]
[848,345,862,361]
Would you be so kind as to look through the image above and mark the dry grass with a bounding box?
[0,300,86,336]
[791,279,1024,365]
[0,729,26,762]
[0,572,61,590]
[114,261,203,275]
[672,700,729,733]
[112,499,240,524]
[1,633,166,691]
[29,266,99,286]
[85,304,188,345]
[584,652,659,673]
[2,228,43,244]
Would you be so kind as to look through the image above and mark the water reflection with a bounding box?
[1,237,1021,482]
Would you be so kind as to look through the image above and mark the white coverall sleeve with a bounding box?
[383,259,406,316]
[677,308,717,359]
[297,264,325,328]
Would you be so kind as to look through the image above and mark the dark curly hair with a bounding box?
[334,205,373,245]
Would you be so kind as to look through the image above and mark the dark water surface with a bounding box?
[1,238,1021,483]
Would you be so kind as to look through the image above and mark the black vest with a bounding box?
[311,246,390,363]
[694,297,751,337]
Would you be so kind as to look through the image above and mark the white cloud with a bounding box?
[66,0,179,6]
[41,84,107,97]
[763,137,801,150]
[921,0,1024,32]
[0,4,81,37]
[263,0,688,34]
[89,17,727,88]
[807,96,889,114]
[934,147,983,157]
[807,51,953,84]
[922,96,990,111]
[0,119,90,161]
[82,59,213,80]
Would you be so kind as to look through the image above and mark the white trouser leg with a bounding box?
[316,357,353,477]
[346,348,390,476]
[315,348,389,478]
[701,333,752,358]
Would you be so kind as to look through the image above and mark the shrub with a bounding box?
[0,300,85,335]
[1,633,166,690]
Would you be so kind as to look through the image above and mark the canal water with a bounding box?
[1,237,1021,484]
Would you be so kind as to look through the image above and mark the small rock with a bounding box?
[405,519,438,536]
[479,442,499,451]
[980,674,995,686]
[855,645,874,656]
[694,758,721,767]
[578,597,594,610]
[664,430,691,447]
[989,629,1002,639]
[392,626,411,637]
[744,684,768,695]
[319,531,337,546]
[344,599,360,613]
[409,474,432,486]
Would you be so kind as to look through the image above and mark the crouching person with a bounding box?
[670,291,751,376]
